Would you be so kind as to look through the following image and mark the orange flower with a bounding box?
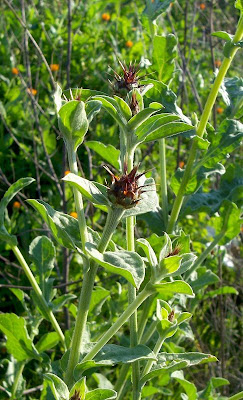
[102,13,111,21]
[179,161,185,168]
[216,107,223,114]
[64,170,71,176]
[215,60,221,68]
[12,67,19,75]
[27,88,37,96]
[70,211,78,219]
[50,64,59,72]
[13,201,21,209]
[125,40,133,48]
[199,3,206,10]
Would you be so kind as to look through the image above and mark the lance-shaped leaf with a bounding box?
[223,77,243,118]
[29,236,56,302]
[85,243,145,288]
[128,106,162,131]
[0,313,40,362]
[152,34,177,83]
[0,177,34,246]
[35,332,60,353]
[86,141,121,170]
[190,268,219,293]
[135,114,181,143]
[92,95,127,129]
[141,352,216,385]
[63,173,110,206]
[74,344,157,379]
[86,389,117,400]
[44,373,69,400]
[70,377,86,399]
[212,200,241,245]
[143,121,194,143]
[153,281,194,297]
[137,238,158,267]
[27,199,99,252]
[58,100,89,151]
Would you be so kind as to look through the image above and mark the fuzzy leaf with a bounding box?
[86,141,120,170]
[69,377,86,399]
[152,34,177,83]
[153,281,194,297]
[213,200,241,245]
[137,238,158,267]
[85,243,145,289]
[85,389,117,400]
[44,373,69,400]
[35,332,59,353]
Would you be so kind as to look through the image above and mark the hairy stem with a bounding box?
[167,14,243,233]
[82,284,154,363]
[159,139,168,226]
[11,362,25,399]
[65,206,124,387]
[11,245,65,346]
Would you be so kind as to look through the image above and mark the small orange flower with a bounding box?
[13,201,21,209]
[70,211,78,219]
[27,88,37,96]
[50,64,59,72]
[215,60,221,68]
[199,3,206,10]
[125,40,133,48]
[216,107,223,114]
[102,13,111,21]
[179,161,185,168]
[170,2,174,7]
[12,67,19,75]
[64,170,71,176]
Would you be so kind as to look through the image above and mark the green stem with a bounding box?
[141,334,165,380]
[11,362,25,399]
[11,245,65,347]
[115,364,130,399]
[138,295,156,343]
[65,207,124,388]
[66,143,89,251]
[140,319,157,345]
[126,145,140,400]
[167,15,243,233]
[159,139,168,226]
[82,284,155,363]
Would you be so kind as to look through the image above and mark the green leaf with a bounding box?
[137,238,158,267]
[44,373,69,400]
[152,34,177,83]
[86,100,102,123]
[212,31,234,41]
[89,287,110,314]
[74,344,156,378]
[141,360,188,385]
[114,95,132,120]
[143,0,173,20]
[157,352,217,366]
[128,107,161,131]
[213,200,241,245]
[85,141,121,170]
[35,332,59,353]
[203,286,238,299]
[85,243,145,289]
[92,95,127,129]
[144,121,194,143]
[69,377,86,399]
[235,0,243,11]
[172,163,225,197]
[158,255,182,278]
[27,199,99,252]
[0,177,35,246]
[142,79,191,124]
[153,281,194,297]
[53,83,62,112]
[121,177,158,218]
[172,371,197,400]
[190,269,219,292]
[200,120,243,169]
[85,389,117,400]
[58,100,89,151]
[220,78,243,118]
[63,173,110,206]
[0,313,40,361]
[29,236,56,302]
